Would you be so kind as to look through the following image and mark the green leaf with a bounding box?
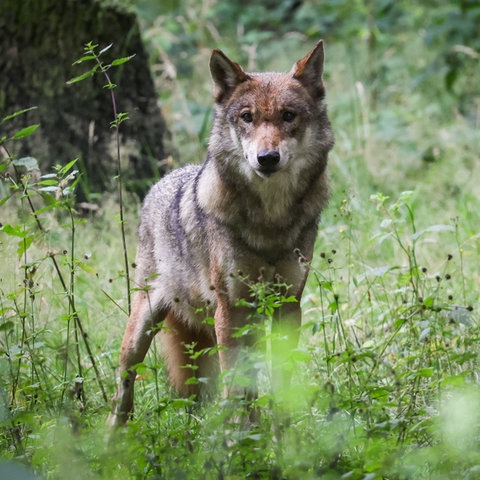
[185,377,200,385]
[320,281,333,291]
[441,374,467,387]
[84,41,98,51]
[1,224,27,238]
[171,398,194,408]
[0,321,14,332]
[37,179,58,186]
[77,262,97,275]
[1,106,38,123]
[12,156,39,172]
[111,54,136,66]
[416,368,433,378]
[0,195,12,208]
[328,300,338,313]
[13,124,40,139]
[72,54,97,65]
[58,158,78,176]
[66,67,97,85]
[398,190,414,203]
[423,296,435,308]
[17,235,33,258]
[369,387,391,400]
[34,204,57,215]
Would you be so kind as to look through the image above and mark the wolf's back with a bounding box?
[134,165,204,287]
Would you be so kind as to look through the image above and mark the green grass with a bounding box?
[1,24,480,480]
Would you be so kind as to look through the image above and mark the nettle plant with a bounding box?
[0,42,134,454]
[68,41,135,312]
[303,190,476,439]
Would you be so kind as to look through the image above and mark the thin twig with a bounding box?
[91,53,131,314]
[49,252,108,403]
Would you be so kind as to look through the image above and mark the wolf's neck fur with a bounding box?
[196,151,329,255]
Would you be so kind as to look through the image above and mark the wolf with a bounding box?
[107,40,334,427]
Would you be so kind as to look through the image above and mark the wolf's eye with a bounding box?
[282,111,296,123]
[240,111,253,123]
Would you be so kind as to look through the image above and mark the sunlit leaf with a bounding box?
[66,67,97,85]
[77,262,97,275]
[13,124,40,139]
[72,54,96,65]
[1,106,38,123]
[111,54,136,66]
[98,43,113,55]
[1,224,27,237]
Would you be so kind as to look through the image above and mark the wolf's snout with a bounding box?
[257,150,280,171]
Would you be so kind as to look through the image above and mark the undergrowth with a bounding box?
[1,18,480,480]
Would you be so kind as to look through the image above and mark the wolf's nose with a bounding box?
[257,150,280,169]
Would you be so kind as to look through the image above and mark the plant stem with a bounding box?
[49,252,108,403]
[91,52,131,315]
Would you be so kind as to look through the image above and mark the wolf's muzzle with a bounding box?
[257,149,280,174]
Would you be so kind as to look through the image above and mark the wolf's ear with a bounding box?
[210,49,249,103]
[291,40,325,98]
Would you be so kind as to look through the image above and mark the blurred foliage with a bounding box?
[130,0,479,177]
[135,0,479,106]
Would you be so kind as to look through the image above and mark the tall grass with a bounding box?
[1,24,479,480]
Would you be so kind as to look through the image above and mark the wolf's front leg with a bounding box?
[107,291,167,428]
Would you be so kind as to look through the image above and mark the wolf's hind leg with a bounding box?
[107,290,168,428]
[161,313,218,398]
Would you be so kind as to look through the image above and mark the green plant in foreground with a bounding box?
[68,41,135,314]
[1,136,108,453]
[0,41,135,460]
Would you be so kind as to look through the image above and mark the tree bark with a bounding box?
[0,0,170,199]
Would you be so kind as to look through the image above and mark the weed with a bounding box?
[68,41,135,314]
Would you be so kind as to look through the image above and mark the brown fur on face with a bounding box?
[107,41,334,428]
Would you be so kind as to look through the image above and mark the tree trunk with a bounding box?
[0,0,170,199]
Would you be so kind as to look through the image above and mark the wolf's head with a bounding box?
[208,41,334,181]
